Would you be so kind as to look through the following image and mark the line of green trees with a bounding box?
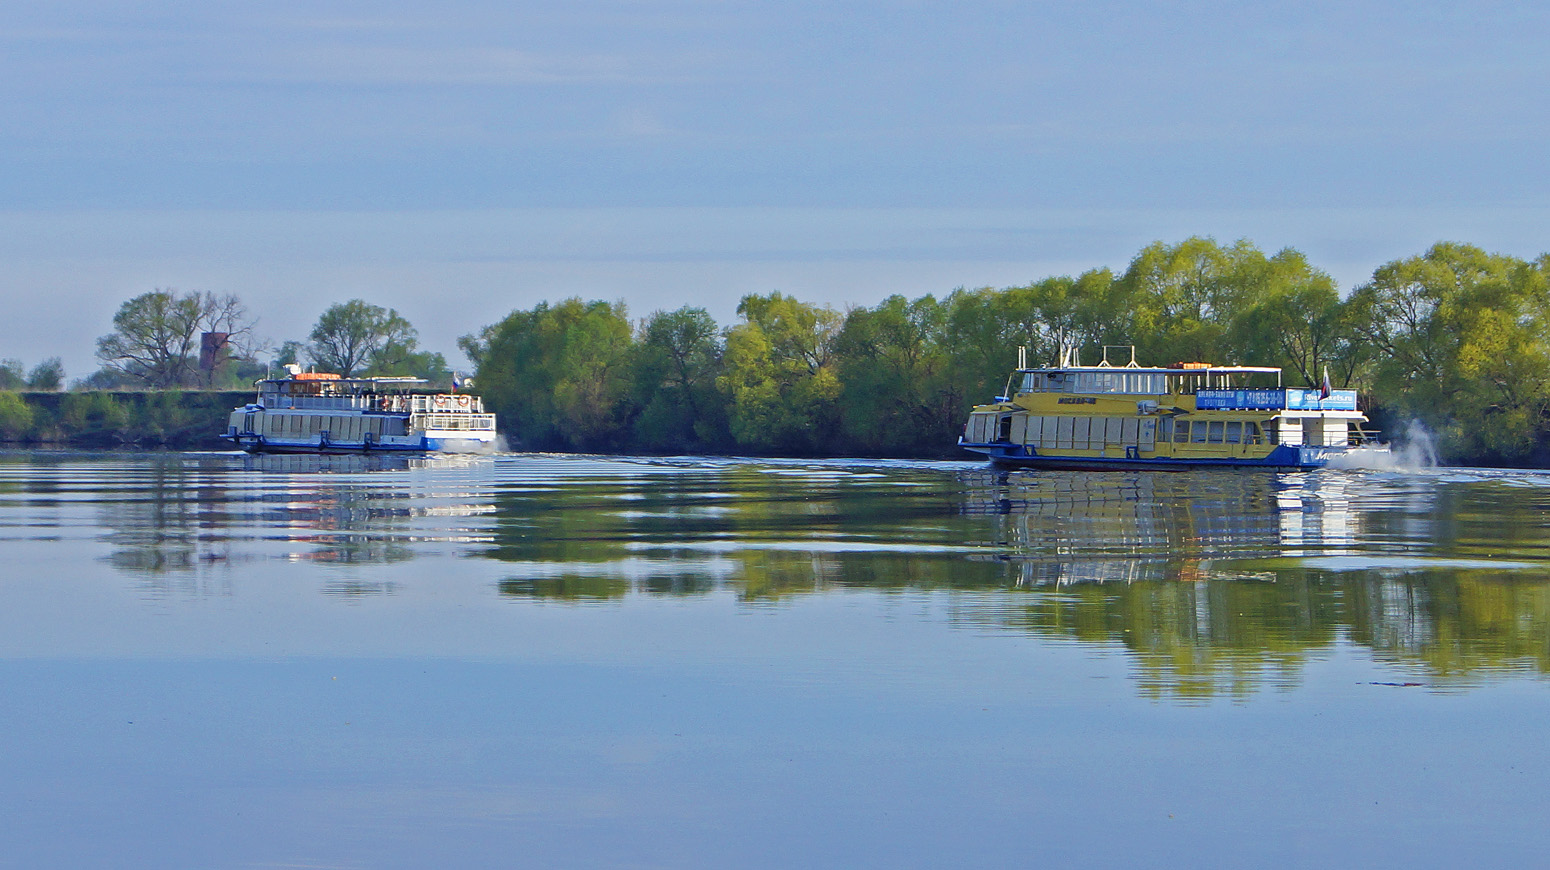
[462,238,1550,465]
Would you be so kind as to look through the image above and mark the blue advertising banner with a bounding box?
[1286,389,1357,410]
[1196,389,1284,410]
[1195,389,1358,411]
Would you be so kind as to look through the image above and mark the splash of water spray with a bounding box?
[1326,419,1439,471]
[1393,420,1440,468]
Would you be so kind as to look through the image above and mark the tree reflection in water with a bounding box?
[32,451,1550,698]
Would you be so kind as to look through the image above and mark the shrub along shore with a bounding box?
[0,391,249,450]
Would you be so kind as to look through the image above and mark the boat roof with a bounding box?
[258,375,428,386]
[1019,365,1282,375]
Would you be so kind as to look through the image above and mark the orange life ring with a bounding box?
[456,395,470,407]
[434,395,448,407]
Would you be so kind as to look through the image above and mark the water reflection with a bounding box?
[74,453,496,579]
[3,451,1550,697]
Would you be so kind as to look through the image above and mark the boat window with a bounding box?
[1158,418,1172,442]
[1191,422,1208,443]
[1175,420,1190,443]
[1226,421,1243,444]
[1208,421,1225,443]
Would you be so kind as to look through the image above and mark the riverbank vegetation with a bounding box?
[5,238,1549,464]
[0,390,248,448]
[464,239,1550,466]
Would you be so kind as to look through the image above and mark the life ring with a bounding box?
[379,398,391,411]
[456,395,470,408]
[434,395,448,407]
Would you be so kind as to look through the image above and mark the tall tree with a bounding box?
[834,293,960,454]
[472,298,636,450]
[1115,237,1324,365]
[95,289,253,388]
[307,300,418,377]
[0,360,24,391]
[717,292,842,452]
[632,306,728,450]
[26,358,64,391]
[1347,242,1550,460]
[0,391,33,440]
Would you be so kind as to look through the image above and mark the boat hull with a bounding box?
[223,432,497,455]
[961,440,1384,470]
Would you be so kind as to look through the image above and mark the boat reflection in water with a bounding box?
[954,466,1550,700]
[957,467,1363,586]
[93,452,500,588]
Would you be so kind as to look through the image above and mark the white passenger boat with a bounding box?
[222,371,498,454]
[960,347,1386,470]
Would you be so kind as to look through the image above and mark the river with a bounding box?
[2,450,1547,868]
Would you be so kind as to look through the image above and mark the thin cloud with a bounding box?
[256,45,642,86]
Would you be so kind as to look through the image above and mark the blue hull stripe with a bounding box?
[961,441,1332,470]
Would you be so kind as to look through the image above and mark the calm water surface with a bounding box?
[2,450,1549,868]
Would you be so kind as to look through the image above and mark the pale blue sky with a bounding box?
[2,1,1547,375]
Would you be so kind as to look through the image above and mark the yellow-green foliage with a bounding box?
[717,292,843,452]
[0,392,34,440]
[60,392,131,435]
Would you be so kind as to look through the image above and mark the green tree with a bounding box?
[95,289,253,388]
[717,292,842,452]
[0,392,33,440]
[1347,242,1550,461]
[0,360,24,390]
[273,340,304,368]
[26,358,64,391]
[833,293,961,454]
[632,306,729,451]
[940,268,1120,404]
[307,300,420,378]
[473,298,636,450]
[1114,237,1274,364]
[1219,249,1359,386]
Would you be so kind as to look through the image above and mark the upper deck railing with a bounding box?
[1014,365,1284,397]
[410,395,484,414]
[257,390,486,414]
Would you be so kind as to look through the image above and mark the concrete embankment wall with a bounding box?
[0,391,251,449]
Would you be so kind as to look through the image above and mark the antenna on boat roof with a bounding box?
[1017,345,1027,369]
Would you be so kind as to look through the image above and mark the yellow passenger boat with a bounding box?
[959,347,1383,470]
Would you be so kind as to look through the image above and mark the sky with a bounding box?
[2,0,1547,378]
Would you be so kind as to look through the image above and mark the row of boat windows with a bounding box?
[1160,418,1270,445]
[1007,415,1158,450]
[256,414,408,439]
[1020,371,1169,396]
[974,412,1278,450]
